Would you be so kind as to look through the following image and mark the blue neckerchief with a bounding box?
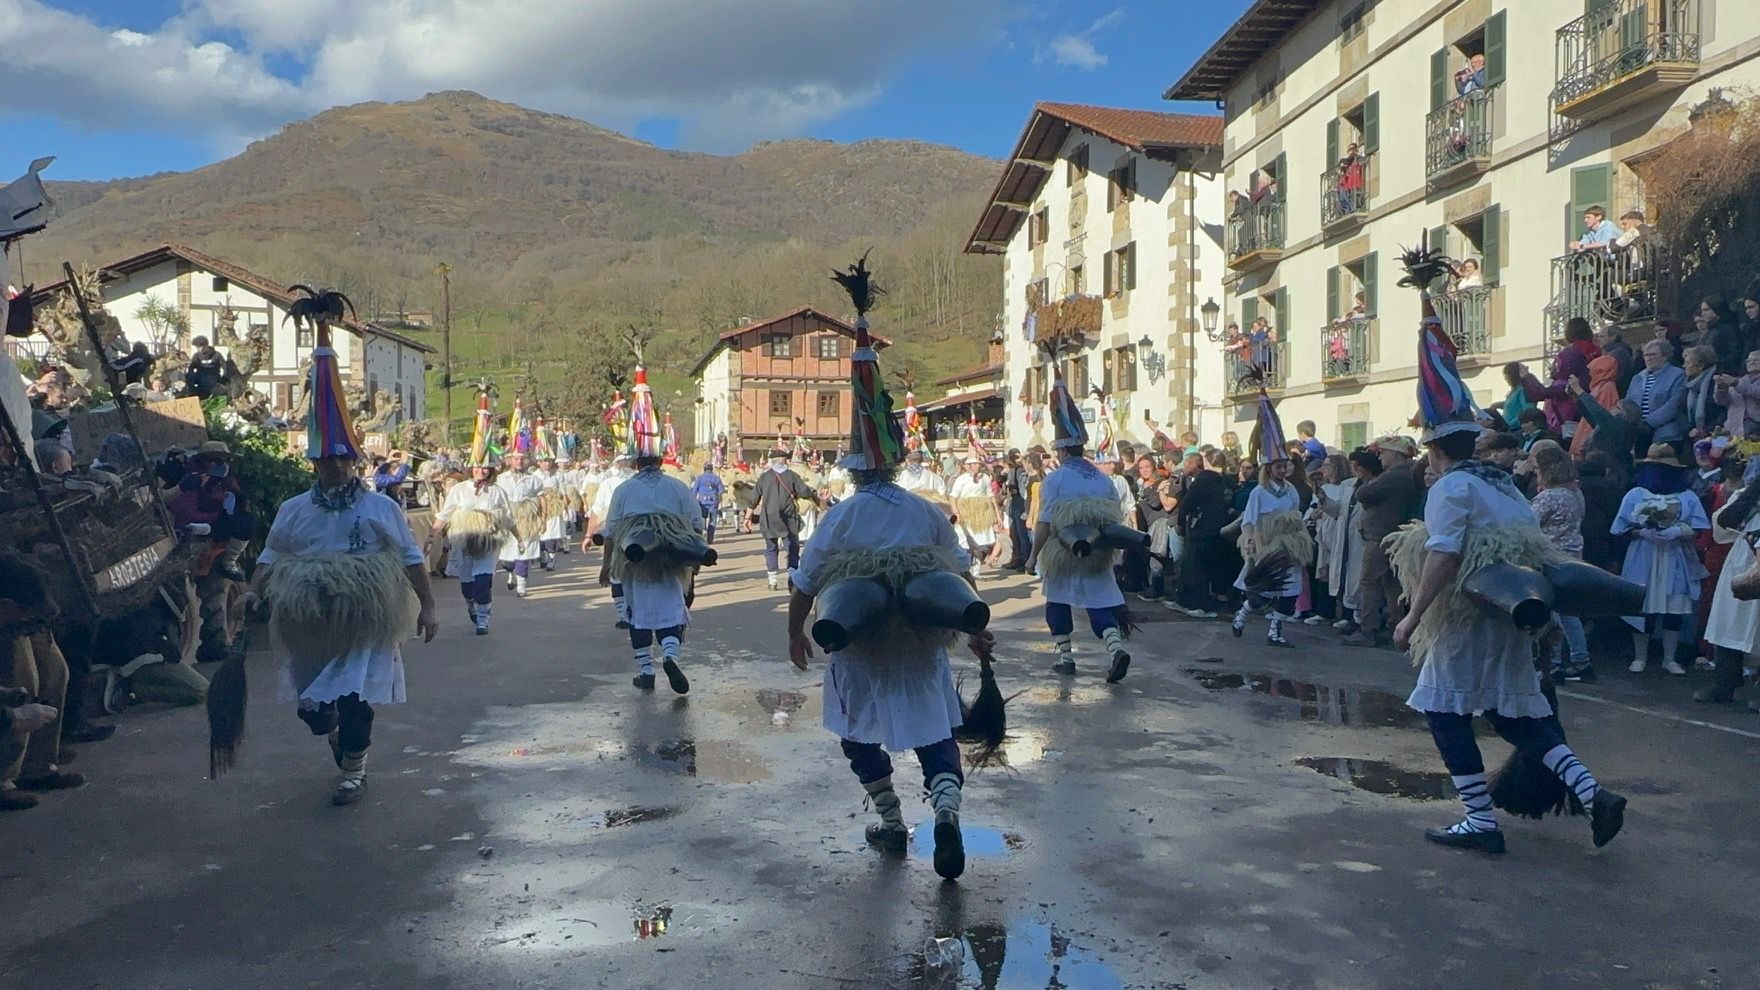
[859,482,904,504]
[310,478,365,513]
[1446,458,1522,500]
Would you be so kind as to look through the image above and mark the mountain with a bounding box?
[23,92,1004,431]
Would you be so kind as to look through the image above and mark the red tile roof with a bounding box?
[965,102,1223,255]
[687,305,890,378]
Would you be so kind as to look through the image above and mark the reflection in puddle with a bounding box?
[485,901,686,952]
[1015,684,1116,707]
[643,737,771,783]
[756,688,806,716]
[907,921,1126,989]
[600,805,683,829]
[1185,669,1423,728]
[1295,757,1453,800]
[509,739,628,760]
[960,729,1059,769]
[908,824,1025,860]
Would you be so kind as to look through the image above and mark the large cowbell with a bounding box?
[811,571,990,652]
[1057,523,1151,558]
[621,528,718,567]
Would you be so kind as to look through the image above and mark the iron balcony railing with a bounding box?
[1553,0,1700,111]
[1321,154,1372,227]
[1227,199,1286,260]
[1227,338,1287,394]
[1425,86,1497,180]
[1322,317,1371,380]
[1433,285,1497,357]
[1542,241,1673,356]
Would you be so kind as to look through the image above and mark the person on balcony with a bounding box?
[1334,143,1364,216]
[1454,52,1487,96]
[1453,258,1483,291]
[1568,206,1618,253]
[1522,317,1601,442]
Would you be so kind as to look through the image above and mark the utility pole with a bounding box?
[436,262,453,442]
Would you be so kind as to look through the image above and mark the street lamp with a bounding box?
[1200,297,1223,342]
[1136,334,1167,385]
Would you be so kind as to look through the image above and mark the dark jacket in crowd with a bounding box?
[1579,473,1627,572]
[1176,469,1229,538]
[1705,319,1746,377]
[1575,388,1638,478]
[1354,462,1421,544]
[750,467,817,539]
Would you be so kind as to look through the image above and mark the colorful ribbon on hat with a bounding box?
[305,324,359,459]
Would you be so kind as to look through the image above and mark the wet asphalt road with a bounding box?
[5,532,1760,989]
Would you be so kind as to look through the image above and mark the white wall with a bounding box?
[1212,0,1760,447]
[694,346,735,451]
[1000,126,1227,452]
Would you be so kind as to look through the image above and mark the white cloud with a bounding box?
[1038,6,1124,73]
[0,0,1015,155]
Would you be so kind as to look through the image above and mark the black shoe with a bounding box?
[864,823,908,852]
[62,722,115,744]
[616,619,631,630]
[1267,634,1293,649]
[1106,649,1131,684]
[932,817,965,880]
[662,659,690,695]
[1231,618,1245,638]
[1559,663,1597,684]
[1424,826,1506,855]
[14,770,86,792]
[1052,658,1077,676]
[632,673,656,691]
[1590,789,1627,848]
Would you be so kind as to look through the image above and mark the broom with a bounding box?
[956,637,1009,767]
[207,629,248,778]
[1487,680,1584,819]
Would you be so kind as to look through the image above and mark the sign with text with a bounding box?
[70,397,208,462]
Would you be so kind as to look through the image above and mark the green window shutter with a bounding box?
[1429,225,1449,259]
[1360,254,1378,317]
[1242,297,1258,327]
[1484,12,1508,87]
[1363,93,1380,153]
[1431,48,1449,111]
[1481,205,1502,285]
[1569,164,1614,241]
[1272,152,1287,192]
[1126,242,1138,291]
[1326,118,1340,169]
[1273,288,1290,338]
[1326,266,1341,321]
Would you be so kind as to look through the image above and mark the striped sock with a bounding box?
[1053,636,1074,661]
[660,636,681,662]
[1541,745,1599,806]
[1102,626,1125,654]
[1448,773,1498,833]
[635,646,655,676]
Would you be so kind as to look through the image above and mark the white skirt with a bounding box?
[1234,562,1302,599]
[447,547,498,580]
[499,536,541,562]
[1706,537,1760,654]
[278,645,407,709]
[625,571,690,630]
[1406,619,1552,718]
[1039,566,1126,610]
[823,649,962,751]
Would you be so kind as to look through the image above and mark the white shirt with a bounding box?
[1423,468,1536,555]
[591,467,632,520]
[605,469,702,629]
[948,472,991,500]
[497,470,544,503]
[897,465,946,497]
[1035,459,1127,609]
[435,480,513,578]
[795,486,969,750]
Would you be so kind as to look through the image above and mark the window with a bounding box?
[297,325,315,348]
[1116,346,1138,392]
[815,335,844,359]
[1340,3,1368,43]
[1339,421,1369,451]
[1029,208,1051,248]
[1106,161,1136,211]
[767,334,793,358]
[1067,144,1089,186]
[1254,72,1280,109]
[768,390,793,416]
[1067,265,1086,296]
[816,391,839,416]
[1329,253,1379,320]
[1027,277,1050,308]
[211,276,229,292]
[1103,243,1137,297]
[1067,355,1089,396]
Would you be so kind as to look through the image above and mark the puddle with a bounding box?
[484,901,687,952]
[1295,757,1453,801]
[907,921,1126,989]
[756,688,806,716]
[959,729,1059,769]
[643,737,771,783]
[908,824,1026,861]
[599,805,683,829]
[1185,669,1423,729]
[507,739,628,760]
[1015,684,1117,707]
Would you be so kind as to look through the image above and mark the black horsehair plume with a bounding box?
[1396,231,1455,291]
[284,285,357,331]
[1488,681,1585,819]
[956,637,1018,769]
[206,631,249,778]
[1241,551,1297,595]
[830,251,885,317]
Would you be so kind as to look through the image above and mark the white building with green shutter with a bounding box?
[1166,0,1760,449]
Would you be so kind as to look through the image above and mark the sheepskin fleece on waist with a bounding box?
[1246,510,1314,568]
[265,549,417,693]
[1383,521,1560,669]
[608,511,702,582]
[511,499,546,543]
[1040,495,1124,579]
[811,545,968,652]
[448,506,509,559]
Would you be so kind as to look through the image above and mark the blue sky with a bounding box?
[2,0,1251,181]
